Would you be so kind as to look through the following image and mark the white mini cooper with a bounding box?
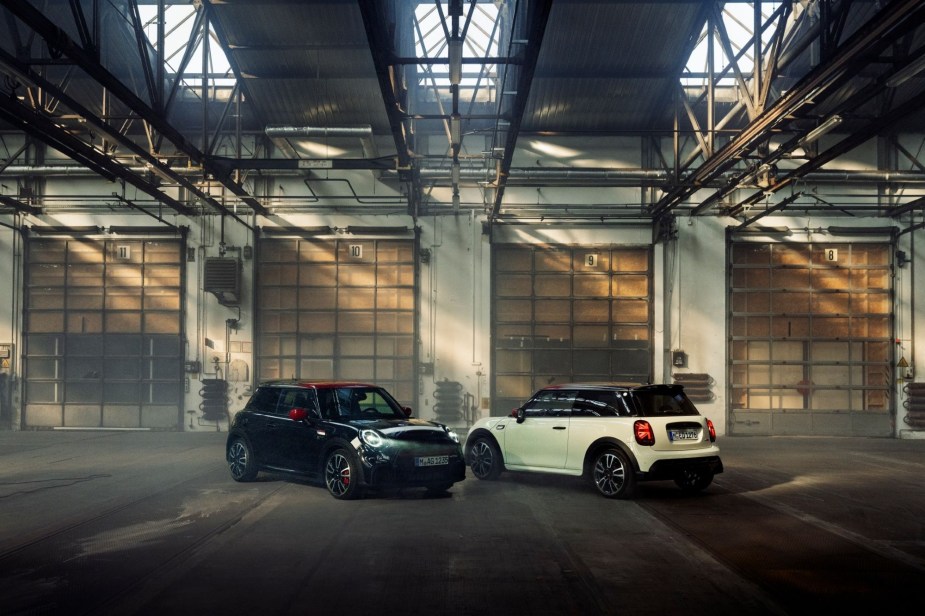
[464,383,722,498]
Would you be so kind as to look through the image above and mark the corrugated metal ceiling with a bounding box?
[524,1,705,133]
[210,0,394,133]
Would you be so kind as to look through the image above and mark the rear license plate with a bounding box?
[669,429,699,441]
[415,455,449,467]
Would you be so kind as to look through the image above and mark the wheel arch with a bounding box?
[465,428,503,464]
[320,437,357,464]
[582,437,639,478]
[226,430,253,454]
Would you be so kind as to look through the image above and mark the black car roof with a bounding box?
[258,380,378,390]
[538,383,681,393]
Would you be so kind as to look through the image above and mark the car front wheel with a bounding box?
[324,448,362,500]
[227,437,258,482]
[591,448,635,499]
[674,468,714,493]
[468,437,502,480]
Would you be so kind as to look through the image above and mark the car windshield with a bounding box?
[325,387,407,420]
[631,390,700,417]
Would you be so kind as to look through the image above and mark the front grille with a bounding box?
[390,429,453,444]
[370,454,465,486]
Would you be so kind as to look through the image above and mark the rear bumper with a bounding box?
[639,455,724,482]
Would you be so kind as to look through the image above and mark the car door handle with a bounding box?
[553,426,567,430]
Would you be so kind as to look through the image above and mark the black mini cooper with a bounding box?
[226,381,466,499]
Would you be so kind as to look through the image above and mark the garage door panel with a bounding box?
[491,244,652,417]
[256,238,417,402]
[24,238,184,429]
[729,242,892,436]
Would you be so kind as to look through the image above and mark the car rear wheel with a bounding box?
[674,468,714,493]
[591,448,635,499]
[227,438,258,482]
[468,437,502,480]
[325,448,362,500]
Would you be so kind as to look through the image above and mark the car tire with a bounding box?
[468,436,503,480]
[674,468,714,493]
[324,448,362,500]
[227,437,258,482]
[590,447,636,499]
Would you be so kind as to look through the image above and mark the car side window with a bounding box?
[522,390,576,418]
[573,390,630,417]
[246,387,283,414]
[318,389,339,419]
[278,388,317,416]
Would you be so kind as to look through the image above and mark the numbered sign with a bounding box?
[584,253,599,268]
[823,248,838,263]
[117,245,131,260]
[348,244,363,259]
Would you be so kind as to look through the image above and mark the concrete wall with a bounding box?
[2,149,924,436]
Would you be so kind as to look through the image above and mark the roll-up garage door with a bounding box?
[491,244,653,416]
[256,238,417,404]
[729,242,893,436]
[24,237,185,429]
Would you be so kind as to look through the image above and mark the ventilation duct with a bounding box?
[203,258,241,306]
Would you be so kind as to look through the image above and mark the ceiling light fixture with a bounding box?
[450,114,461,147]
[448,37,463,86]
[799,115,843,147]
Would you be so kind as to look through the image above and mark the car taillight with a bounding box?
[707,418,716,442]
[634,420,655,446]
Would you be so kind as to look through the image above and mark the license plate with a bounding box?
[415,455,449,467]
[669,429,699,441]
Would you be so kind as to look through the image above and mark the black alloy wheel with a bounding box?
[468,437,502,480]
[591,448,636,499]
[674,468,714,493]
[227,437,258,482]
[325,448,362,500]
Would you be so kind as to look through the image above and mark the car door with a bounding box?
[502,389,574,469]
[272,387,322,473]
[240,386,283,463]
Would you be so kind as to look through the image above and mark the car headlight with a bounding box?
[444,427,459,443]
[360,429,383,448]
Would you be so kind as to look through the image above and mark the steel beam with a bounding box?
[3,0,268,216]
[653,0,925,219]
[489,0,553,218]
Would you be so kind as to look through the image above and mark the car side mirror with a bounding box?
[515,408,526,424]
[288,407,314,422]
[403,406,413,418]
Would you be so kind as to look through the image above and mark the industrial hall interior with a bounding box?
[0,0,924,440]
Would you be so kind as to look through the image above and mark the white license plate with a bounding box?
[415,455,449,467]
[669,429,699,441]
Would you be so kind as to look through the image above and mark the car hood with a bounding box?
[340,417,447,433]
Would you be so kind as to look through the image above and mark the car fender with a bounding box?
[464,428,505,468]
[226,429,252,454]
[319,436,356,461]
[582,437,641,478]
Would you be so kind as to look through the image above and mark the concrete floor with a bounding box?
[0,430,923,616]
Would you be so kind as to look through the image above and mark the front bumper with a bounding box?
[359,450,467,488]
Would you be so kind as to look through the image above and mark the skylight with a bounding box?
[137,2,236,91]
[682,2,785,88]
[413,2,501,103]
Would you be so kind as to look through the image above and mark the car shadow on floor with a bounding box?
[254,472,456,500]
[487,470,734,501]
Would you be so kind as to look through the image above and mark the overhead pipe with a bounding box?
[265,125,379,160]
[5,165,925,186]
[265,125,374,139]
